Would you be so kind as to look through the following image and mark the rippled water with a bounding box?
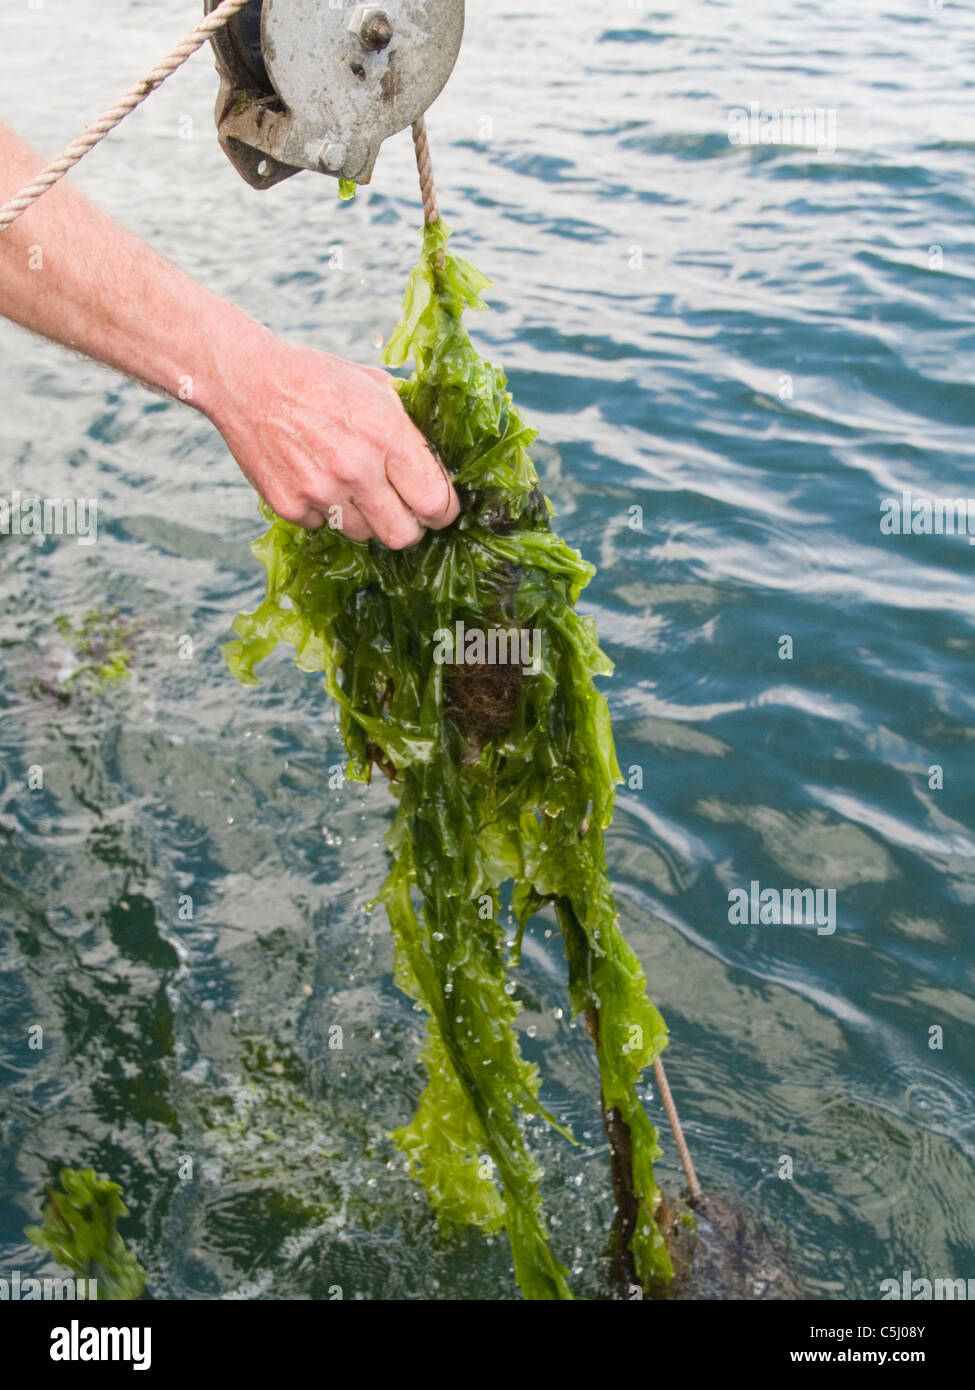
[1,0,974,1300]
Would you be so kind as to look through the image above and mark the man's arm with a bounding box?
[0,124,459,546]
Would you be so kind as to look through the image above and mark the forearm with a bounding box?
[0,122,266,417]
[0,123,459,546]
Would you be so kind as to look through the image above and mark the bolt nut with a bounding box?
[349,6,393,53]
[318,141,347,173]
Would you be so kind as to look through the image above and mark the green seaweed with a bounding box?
[338,179,357,201]
[53,606,138,691]
[224,218,675,1298]
[26,1167,146,1300]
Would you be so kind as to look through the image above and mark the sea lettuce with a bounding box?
[26,1168,146,1300]
[224,218,674,1298]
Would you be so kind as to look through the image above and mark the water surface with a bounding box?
[1,0,973,1299]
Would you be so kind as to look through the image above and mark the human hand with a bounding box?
[209,327,459,547]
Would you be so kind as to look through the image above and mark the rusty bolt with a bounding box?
[349,6,393,53]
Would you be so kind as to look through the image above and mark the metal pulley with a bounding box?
[204,0,465,190]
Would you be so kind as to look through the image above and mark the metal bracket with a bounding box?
[206,0,465,190]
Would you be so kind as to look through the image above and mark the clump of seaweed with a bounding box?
[26,1167,146,1300]
[52,606,140,692]
[224,219,680,1299]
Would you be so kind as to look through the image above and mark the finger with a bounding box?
[354,484,425,550]
[332,500,375,543]
[268,495,326,529]
[386,441,459,530]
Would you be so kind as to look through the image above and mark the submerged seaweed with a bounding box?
[224,219,676,1299]
[51,607,139,692]
[26,1167,146,1300]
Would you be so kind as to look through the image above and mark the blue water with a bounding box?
[1,0,973,1299]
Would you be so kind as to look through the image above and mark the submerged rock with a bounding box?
[670,1191,807,1300]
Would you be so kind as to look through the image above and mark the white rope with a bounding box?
[411,116,439,225]
[654,1057,703,1203]
[411,115,447,268]
[0,0,252,233]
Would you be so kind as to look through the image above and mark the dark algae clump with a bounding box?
[224,219,681,1299]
